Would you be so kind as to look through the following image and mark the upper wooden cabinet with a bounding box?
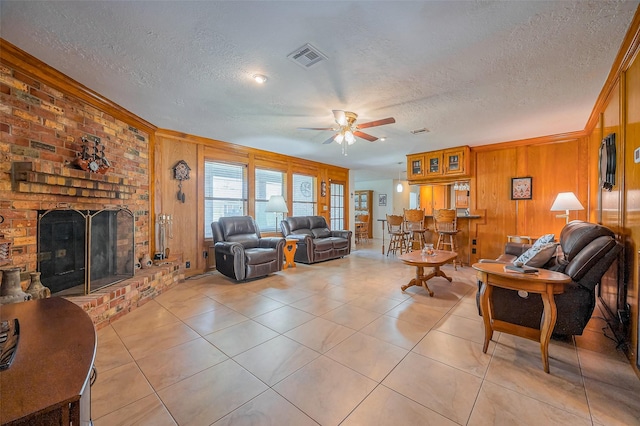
[407,146,471,183]
[408,155,426,179]
[354,190,373,238]
[354,190,372,211]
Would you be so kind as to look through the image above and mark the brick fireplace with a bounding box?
[0,54,183,328]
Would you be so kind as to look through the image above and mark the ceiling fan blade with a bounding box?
[297,127,337,131]
[323,134,338,144]
[356,117,396,129]
[354,131,378,142]
[333,110,347,126]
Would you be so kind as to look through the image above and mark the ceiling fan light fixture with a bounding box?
[252,74,267,84]
[345,130,355,144]
[334,133,344,144]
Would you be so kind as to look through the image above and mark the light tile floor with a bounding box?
[92,241,640,425]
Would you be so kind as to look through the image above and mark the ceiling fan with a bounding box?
[299,110,396,155]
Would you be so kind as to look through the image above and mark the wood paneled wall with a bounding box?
[153,129,349,275]
[625,52,640,374]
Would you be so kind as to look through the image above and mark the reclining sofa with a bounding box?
[211,216,285,281]
[280,216,352,264]
[477,220,622,336]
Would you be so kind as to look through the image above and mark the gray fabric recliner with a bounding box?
[211,216,285,281]
[477,220,622,336]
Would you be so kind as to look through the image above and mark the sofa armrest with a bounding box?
[258,237,285,249]
[285,234,312,243]
[478,259,508,264]
[214,241,246,280]
[504,242,531,257]
[214,241,244,256]
[331,230,352,239]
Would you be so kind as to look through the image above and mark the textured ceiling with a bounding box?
[1,1,638,181]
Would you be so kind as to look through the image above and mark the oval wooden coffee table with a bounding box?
[398,250,458,296]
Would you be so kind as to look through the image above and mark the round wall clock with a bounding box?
[300,181,312,197]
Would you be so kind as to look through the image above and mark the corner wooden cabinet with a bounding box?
[407,146,470,183]
[354,190,373,238]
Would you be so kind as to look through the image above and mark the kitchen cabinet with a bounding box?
[408,155,425,180]
[407,146,471,183]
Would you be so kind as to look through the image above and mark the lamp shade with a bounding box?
[550,192,584,211]
[265,195,288,213]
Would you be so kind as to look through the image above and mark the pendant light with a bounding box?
[396,162,403,193]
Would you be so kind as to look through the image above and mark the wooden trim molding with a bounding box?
[470,130,587,153]
[0,38,156,134]
[585,6,640,133]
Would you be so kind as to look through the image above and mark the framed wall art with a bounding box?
[511,177,532,200]
[378,194,387,206]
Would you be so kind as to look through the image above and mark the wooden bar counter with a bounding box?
[0,297,96,425]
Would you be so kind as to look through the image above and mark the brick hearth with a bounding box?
[68,261,184,330]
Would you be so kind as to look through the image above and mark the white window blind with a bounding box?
[255,168,285,232]
[204,161,247,238]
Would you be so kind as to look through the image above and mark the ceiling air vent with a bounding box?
[287,43,328,69]
[410,128,430,134]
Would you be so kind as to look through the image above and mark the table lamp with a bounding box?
[265,195,288,231]
[550,192,584,224]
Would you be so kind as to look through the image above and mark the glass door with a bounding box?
[330,182,345,230]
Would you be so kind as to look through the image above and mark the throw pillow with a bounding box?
[532,233,555,249]
[515,242,558,267]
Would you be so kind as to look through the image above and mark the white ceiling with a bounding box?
[1,1,638,181]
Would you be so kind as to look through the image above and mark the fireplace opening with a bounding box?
[38,208,135,295]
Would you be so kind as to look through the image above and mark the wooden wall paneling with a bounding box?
[625,51,640,374]
[602,82,623,232]
[197,144,207,272]
[589,115,604,224]
[157,135,199,274]
[514,145,529,235]
[526,140,584,238]
[474,148,518,260]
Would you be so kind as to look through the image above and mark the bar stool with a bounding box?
[386,214,408,255]
[433,208,459,269]
[403,208,428,251]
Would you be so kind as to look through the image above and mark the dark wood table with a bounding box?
[0,297,96,425]
[472,262,571,373]
[398,250,458,296]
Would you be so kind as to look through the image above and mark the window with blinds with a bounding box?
[255,168,285,232]
[204,161,247,239]
[292,174,316,217]
[330,182,344,230]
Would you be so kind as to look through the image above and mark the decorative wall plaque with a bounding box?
[73,135,110,174]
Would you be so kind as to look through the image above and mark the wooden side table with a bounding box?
[1,298,96,425]
[284,239,297,269]
[472,262,571,373]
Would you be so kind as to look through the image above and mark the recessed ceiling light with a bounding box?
[380,137,386,142]
[252,74,267,84]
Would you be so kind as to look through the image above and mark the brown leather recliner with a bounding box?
[211,216,285,281]
[280,216,352,264]
[477,220,622,336]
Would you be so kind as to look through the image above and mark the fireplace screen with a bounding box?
[38,208,134,295]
